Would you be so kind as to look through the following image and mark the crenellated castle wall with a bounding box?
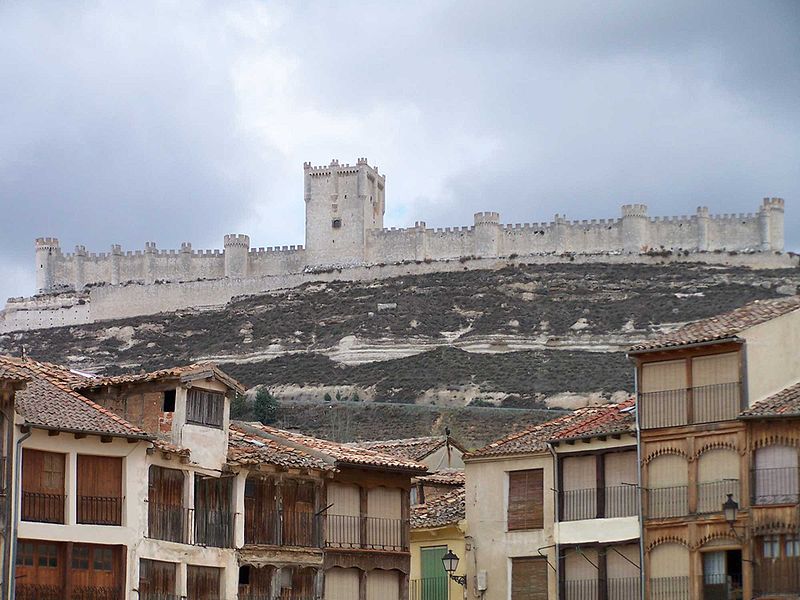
[10,158,787,332]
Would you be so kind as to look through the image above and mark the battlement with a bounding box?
[224,234,250,247]
[621,204,648,217]
[304,157,383,178]
[474,211,500,225]
[763,197,785,211]
[35,237,60,249]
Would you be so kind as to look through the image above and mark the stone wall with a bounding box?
[3,250,796,333]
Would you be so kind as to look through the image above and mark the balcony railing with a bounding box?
[325,514,407,551]
[410,576,448,600]
[752,467,800,505]
[147,503,234,547]
[71,587,123,600]
[16,585,63,600]
[753,558,800,597]
[649,576,690,600]
[697,480,739,514]
[561,486,638,521]
[77,495,122,525]
[21,491,65,524]
[139,595,181,600]
[647,485,688,519]
[564,578,640,600]
[244,509,322,547]
[639,382,741,429]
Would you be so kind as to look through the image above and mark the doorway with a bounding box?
[702,549,742,600]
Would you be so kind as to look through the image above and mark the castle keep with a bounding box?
[33,158,785,294]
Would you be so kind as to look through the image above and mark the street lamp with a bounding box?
[722,493,738,525]
[442,548,467,587]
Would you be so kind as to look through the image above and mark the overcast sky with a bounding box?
[1,0,798,301]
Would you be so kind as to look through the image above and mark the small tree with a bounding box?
[254,388,279,424]
[351,391,361,402]
[324,392,333,403]
[230,392,253,420]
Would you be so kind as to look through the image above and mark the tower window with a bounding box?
[332,219,342,229]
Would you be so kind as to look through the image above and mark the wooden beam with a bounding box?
[48,429,60,437]
[100,436,113,444]
[74,432,86,439]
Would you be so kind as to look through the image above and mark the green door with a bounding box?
[420,546,448,600]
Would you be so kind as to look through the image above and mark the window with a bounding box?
[16,542,34,566]
[37,544,58,568]
[43,454,64,489]
[508,469,544,530]
[511,557,548,600]
[763,536,780,559]
[93,547,113,571]
[754,445,799,504]
[786,537,800,557]
[162,389,176,412]
[239,565,251,585]
[72,546,90,569]
[186,389,225,428]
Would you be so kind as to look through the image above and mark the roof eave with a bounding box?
[628,336,742,356]
[23,422,153,442]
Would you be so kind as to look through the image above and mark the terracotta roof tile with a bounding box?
[228,423,335,471]
[0,362,30,382]
[350,436,459,461]
[417,469,465,486]
[0,356,150,439]
[233,422,427,473]
[74,362,245,393]
[465,400,635,459]
[741,381,800,418]
[630,296,800,352]
[411,486,465,529]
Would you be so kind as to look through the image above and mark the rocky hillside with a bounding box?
[1,261,796,440]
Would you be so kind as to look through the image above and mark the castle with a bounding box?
[2,158,789,332]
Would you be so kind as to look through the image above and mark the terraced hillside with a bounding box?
[1,261,796,440]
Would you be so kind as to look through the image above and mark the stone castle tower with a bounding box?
[303,158,385,265]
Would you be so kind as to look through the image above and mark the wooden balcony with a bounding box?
[646,485,688,519]
[21,491,65,524]
[325,514,408,552]
[639,382,741,429]
[147,503,234,547]
[77,495,122,526]
[752,467,800,505]
[244,508,322,547]
[561,485,638,521]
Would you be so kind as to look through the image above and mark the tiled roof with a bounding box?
[232,422,427,473]
[0,362,30,382]
[411,486,465,529]
[0,356,150,439]
[630,296,800,352]
[417,469,465,486]
[741,381,800,418]
[228,423,335,472]
[465,400,635,459]
[74,362,245,393]
[350,436,460,461]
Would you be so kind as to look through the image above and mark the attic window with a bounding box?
[186,389,225,428]
[332,218,342,229]
[162,390,176,412]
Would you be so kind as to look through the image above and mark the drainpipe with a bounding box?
[546,442,561,598]
[631,363,646,600]
[9,427,31,600]
[0,411,10,600]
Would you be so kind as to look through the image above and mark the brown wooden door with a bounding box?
[140,559,177,598]
[244,476,276,544]
[511,557,548,600]
[239,565,274,599]
[195,475,233,547]
[77,455,122,525]
[187,565,221,600]
[21,449,65,523]
[15,540,64,599]
[283,480,315,546]
[70,544,122,598]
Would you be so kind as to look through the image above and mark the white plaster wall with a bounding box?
[555,516,639,545]
[464,454,557,600]
[742,308,800,404]
[173,380,231,471]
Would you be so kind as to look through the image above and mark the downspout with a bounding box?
[9,427,31,600]
[547,442,561,598]
[631,361,646,600]
[0,411,10,600]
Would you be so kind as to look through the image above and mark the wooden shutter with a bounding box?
[366,569,400,600]
[23,449,65,494]
[187,389,225,427]
[140,559,176,596]
[77,455,122,498]
[691,353,739,386]
[187,565,221,600]
[511,557,548,600]
[324,567,360,600]
[508,469,543,530]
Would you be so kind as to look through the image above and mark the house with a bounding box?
[629,295,800,600]
[0,356,425,599]
[352,435,465,472]
[463,401,639,600]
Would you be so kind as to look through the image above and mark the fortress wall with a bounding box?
[561,220,623,254]
[501,224,557,255]
[367,228,419,262]
[648,216,699,249]
[425,227,473,259]
[4,250,796,333]
[705,215,761,250]
[248,247,307,277]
